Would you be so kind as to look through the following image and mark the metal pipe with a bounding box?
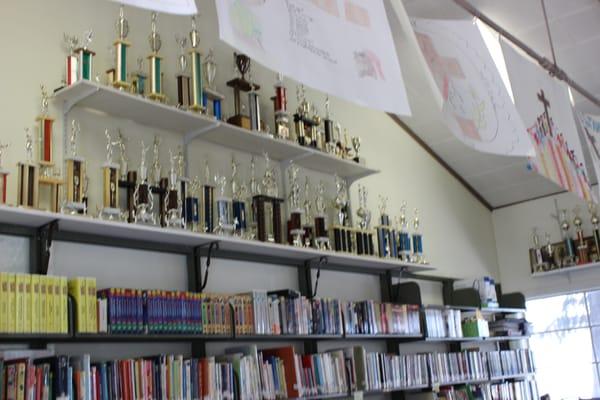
[540,0,557,65]
[453,0,600,109]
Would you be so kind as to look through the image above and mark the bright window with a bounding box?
[527,291,600,400]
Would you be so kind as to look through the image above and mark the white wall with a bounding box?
[0,0,500,360]
[493,189,600,299]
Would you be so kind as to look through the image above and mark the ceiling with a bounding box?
[391,0,600,209]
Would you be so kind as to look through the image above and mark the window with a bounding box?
[527,291,600,400]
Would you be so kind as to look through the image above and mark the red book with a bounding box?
[200,358,209,399]
[25,363,36,400]
[35,367,43,400]
[262,346,300,398]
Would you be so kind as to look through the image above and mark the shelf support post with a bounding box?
[194,241,220,293]
[35,220,59,275]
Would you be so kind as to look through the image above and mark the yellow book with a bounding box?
[68,278,87,333]
[16,362,26,400]
[86,277,98,333]
[39,276,48,333]
[45,276,54,333]
[60,277,68,334]
[15,274,25,333]
[24,274,32,333]
[31,275,40,333]
[53,277,61,333]
[0,272,7,332]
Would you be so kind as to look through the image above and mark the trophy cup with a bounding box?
[314,181,330,250]
[201,161,215,233]
[164,150,185,229]
[63,33,80,86]
[231,157,247,237]
[573,206,589,265]
[133,141,156,225]
[559,209,576,267]
[589,202,600,261]
[61,121,86,215]
[131,57,147,96]
[531,227,545,273]
[271,73,290,140]
[226,53,260,129]
[74,30,95,81]
[411,208,425,264]
[175,34,191,109]
[113,5,131,89]
[187,16,204,112]
[286,162,305,247]
[375,196,398,258]
[98,129,121,220]
[214,173,234,235]
[0,142,8,204]
[252,153,283,243]
[202,49,224,119]
[147,12,166,102]
[185,177,200,232]
[397,202,411,261]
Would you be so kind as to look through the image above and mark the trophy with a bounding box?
[186,15,204,112]
[63,33,80,86]
[531,227,545,273]
[113,5,131,89]
[331,174,352,252]
[74,30,95,81]
[185,177,201,232]
[247,156,260,240]
[214,173,234,235]
[61,121,86,215]
[411,208,425,264]
[271,73,290,140]
[98,129,121,220]
[543,232,556,269]
[286,162,305,247]
[573,206,589,264]
[354,185,374,256]
[323,96,337,154]
[150,135,161,186]
[314,181,330,250]
[302,177,314,247]
[147,12,166,102]
[375,196,398,258]
[559,209,575,267]
[231,156,247,236]
[226,53,260,129]
[0,142,8,204]
[590,202,600,261]
[252,153,283,243]
[397,202,411,262]
[164,150,185,229]
[133,141,156,225]
[175,34,191,109]
[202,161,215,233]
[202,49,224,119]
[352,137,362,164]
[293,86,321,148]
[131,57,147,96]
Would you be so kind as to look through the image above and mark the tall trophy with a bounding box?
[530,227,545,273]
[590,202,600,261]
[314,181,330,250]
[164,150,184,229]
[247,156,260,240]
[187,16,204,112]
[252,153,283,243]
[147,13,166,102]
[201,161,215,233]
[332,175,352,253]
[214,173,234,235]
[302,177,314,247]
[323,96,337,154]
[61,121,86,215]
[113,5,131,89]
[231,157,247,237]
[133,141,156,225]
[98,129,121,220]
[573,206,589,265]
[131,57,147,96]
[17,129,39,208]
[559,209,575,267]
[0,142,8,204]
[75,30,95,81]
[150,135,161,186]
[397,202,411,262]
[355,185,374,256]
[63,33,80,86]
[272,73,290,140]
[286,162,304,247]
[411,209,425,264]
[226,53,260,129]
[202,50,224,120]
[185,177,200,232]
[175,34,191,109]
[375,196,397,258]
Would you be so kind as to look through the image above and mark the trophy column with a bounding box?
[214,174,234,235]
[62,121,86,214]
[559,209,576,267]
[147,13,166,102]
[175,35,191,109]
[202,50,224,120]
[17,129,39,209]
[375,196,398,258]
[164,150,184,229]
[113,6,131,90]
[0,142,8,204]
[573,207,589,264]
[133,141,156,225]
[398,203,412,262]
[188,16,204,113]
[98,130,121,220]
[185,179,200,232]
[272,73,290,140]
[75,30,95,81]
[411,209,425,264]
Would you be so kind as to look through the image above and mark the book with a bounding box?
[15,274,26,333]
[85,278,97,334]
[68,278,87,333]
[0,272,8,332]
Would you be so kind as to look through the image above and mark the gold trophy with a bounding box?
[147,13,166,102]
[17,128,39,208]
[61,120,87,215]
[113,4,131,90]
[0,142,9,204]
[98,129,121,220]
[188,15,204,112]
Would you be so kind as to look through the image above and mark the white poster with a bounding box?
[501,40,592,201]
[215,0,411,115]
[411,18,532,157]
[109,0,197,15]
[578,113,600,201]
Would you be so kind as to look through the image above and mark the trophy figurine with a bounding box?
[187,15,204,112]
[286,162,305,247]
[113,5,131,89]
[226,53,260,129]
[0,142,8,204]
[589,202,600,261]
[351,137,362,164]
[60,121,86,214]
[98,129,121,220]
[231,156,246,237]
[375,195,397,259]
[133,141,156,225]
[63,33,80,86]
[164,150,185,229]
[531,227,545,273]
[147,12,166,102]
[74,30,95,81]
[559,209,576,267]
[202,161,215,233]
[175,34,191,109]
[411,208,425,264]
[252,153,283,243]
[214,173,234,235]
[397,202,411,262]
[573,206,589,265]
[202,49,224,119]
[131,57,147,96]
[314,181,330,250]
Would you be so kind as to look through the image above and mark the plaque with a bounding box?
[573,206,589,264]
[175,34,191,109]
[113,5,131,90]
[226,53,260,129]
[0,142,8,204]
[147,13,166,102]
[164,149,184,228]
[98,129,121,220]
[61,121,86,215]
[74,30,95,81]
[202,50,224,120]
[133,141,156,225]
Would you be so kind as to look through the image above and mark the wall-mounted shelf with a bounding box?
[53,81,379,180]
[423,335,529,343]
[531,261,600,278]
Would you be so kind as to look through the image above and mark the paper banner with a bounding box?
[108,0,197,15]
[578,113,600,202]
[215,0,411,115]
[411,18,532,157]
[501,40,592,201]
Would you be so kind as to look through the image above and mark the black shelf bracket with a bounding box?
[36,220,59,275]
[193,241,220,293]
[305,256,328,299]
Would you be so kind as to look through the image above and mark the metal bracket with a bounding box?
[37,220,59,275]
[194,241,220,292]
[307,256,328,299]
[183,121,220,145]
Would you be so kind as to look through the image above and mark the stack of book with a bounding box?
[423,307,463,338]
[488,314,531,337]
[428,351,489,385]
[486,349,536,378]
[68,277,97,334]
[232,289,342,336]
[476,380,539,400]
[341,301,421,336]
[0,272,69,334]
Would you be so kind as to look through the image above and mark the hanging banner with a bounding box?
[215,0,411,115]
[578,113,600,202]
[108,0,197,15]
[501,40,592,201]
[411,18,532,157]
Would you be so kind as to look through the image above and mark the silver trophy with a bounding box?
[98,129,123,221]
[334,174,348,226]
[133,141,156,225]
[164,149,184,229]
[151,135,161,185]
[116,130,128,180]
[148,12,162,53]
[204,49,217,90]
[175,35,188,74]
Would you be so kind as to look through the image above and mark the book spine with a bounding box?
[86,277,98,333]
[31,275,40,333]
[15,274,25,333]
[39,276,47,334]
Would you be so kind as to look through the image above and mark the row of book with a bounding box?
[0,272,81,334]
[341,301,421,335]
[428,380,539,400]
[486,350,535,378]
[423,308,463,338]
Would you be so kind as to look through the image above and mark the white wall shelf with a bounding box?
[531,261,600,278]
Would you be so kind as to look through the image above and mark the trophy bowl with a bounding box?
[235,53,251,80]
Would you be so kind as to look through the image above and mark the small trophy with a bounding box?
[272,73,290,140]
[314,181,330,250]
[61,121,86,215]
[397,202,411,262]
[375,195,398,258]
[0,142,9,204]
[98,129,121,220]
[352,136,362,164]
[187,16,204,112]
[589,202,600,261]
[150,135,161,186]
[226,53,260,129]
[231,156,247,236]
[411,208,425,264]
[531,227,545,273]
[573,206,589,265]
[332,174,353,253]
[17,128,40,208]
[286,162,305,247]
[147,12,166,102]
[185,177,201,232]
[74,30,95,81]
[252,153,283,243]
[113,5,131,89]
[354,185,374,256]
[202,49,224,119]
[543,232,555,269]
[164,149,185,229]
[202,161,215,233]
[131,57,147,96]
[559,209,576,267]
[214,173,234,235]
[133,141,156,225]
[175,34,191,109]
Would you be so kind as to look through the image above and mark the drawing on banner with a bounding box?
[578,113,600,202]
[411,19,532,157]
[311,0,339,17]
[344,1,371,27]
[229,0,264,50]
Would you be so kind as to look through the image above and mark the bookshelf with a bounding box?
[530,260,600,278]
